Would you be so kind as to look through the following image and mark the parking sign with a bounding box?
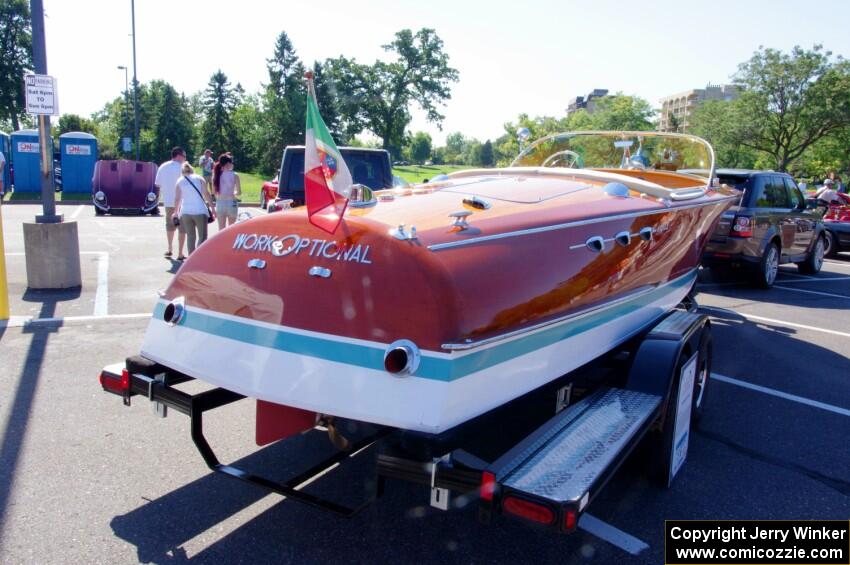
[24,74,59,116]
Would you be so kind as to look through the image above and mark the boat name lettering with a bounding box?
[232,233,372,264]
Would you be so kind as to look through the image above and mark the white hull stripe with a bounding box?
[152,271,696,383]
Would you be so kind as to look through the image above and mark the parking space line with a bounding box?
[775,276,850,283]
[773,285,850,300]
[6,251,109,256]
[578,513,649,555]
[70,205,84,219]
[94,252,109,316]
[712,373,850,418]
[1,313,150,328]
[702,307,850,339]
[824,259,850,267]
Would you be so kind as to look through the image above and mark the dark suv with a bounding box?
[273,146,393,207]
[702,169,825,288]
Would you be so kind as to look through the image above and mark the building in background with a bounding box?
[657,84,741,132]
[566,89,609,115]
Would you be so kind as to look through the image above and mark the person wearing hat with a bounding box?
[198,149,214,194]
[816,178,839,207]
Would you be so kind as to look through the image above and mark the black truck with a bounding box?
[269,146,395,209]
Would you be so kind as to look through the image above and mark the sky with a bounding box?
[40,0,850,146]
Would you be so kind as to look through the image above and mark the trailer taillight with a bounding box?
[501,496,555,526]
[730,215,753,238]
[100,368,130,395]
[563,507,578,531]
[480,471,496,502]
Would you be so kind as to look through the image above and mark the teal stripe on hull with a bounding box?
[152,271,695,382]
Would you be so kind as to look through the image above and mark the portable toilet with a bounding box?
[0,131,9,193]
[10,129,53,193]
[59,132,98,192]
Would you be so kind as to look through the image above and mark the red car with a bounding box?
[260,176,279,209]
[823,192,850,257]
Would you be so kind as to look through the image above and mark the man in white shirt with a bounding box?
[155,146,187,259]
[816,178,839,204]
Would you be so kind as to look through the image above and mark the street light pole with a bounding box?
[131,0,140,160]
[117,65,129,156]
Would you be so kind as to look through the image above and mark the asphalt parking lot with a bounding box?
[1,203,848,564]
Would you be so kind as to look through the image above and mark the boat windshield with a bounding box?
[511,131,714,182]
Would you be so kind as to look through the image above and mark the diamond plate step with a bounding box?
[494,388,661,505]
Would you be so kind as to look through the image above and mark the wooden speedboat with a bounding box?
[139,132,736,434]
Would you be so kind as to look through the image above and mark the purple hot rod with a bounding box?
[92,160,159,215]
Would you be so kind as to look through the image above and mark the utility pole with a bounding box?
[30,0,59,223]
[131,0,140,160]
[24,0,81,289]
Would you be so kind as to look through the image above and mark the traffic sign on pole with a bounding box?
[24,74,59,116]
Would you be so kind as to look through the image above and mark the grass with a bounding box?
[392,164,472,184]
[236,170,265,205]
[2,190,91,202]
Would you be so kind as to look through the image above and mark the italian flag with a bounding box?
[304,74,351,234]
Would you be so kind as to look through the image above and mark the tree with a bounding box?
[200,70,242,155]
[0,0,32,130]
[732,45,850,172]
[152,86,194,163]
[480,139,494,167]
[443,132,466,163]
[689,100,759,169]
[92,79,196,162]
[57,114,98,136]
[588,94,655,131]
[409,131,432,163]
[462,139,483,166]
[327,28,458,158]
[257,32,308,175]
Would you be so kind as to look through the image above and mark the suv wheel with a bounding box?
[798,235,825,274]
[752,242,779,288]
[823,231,838,258]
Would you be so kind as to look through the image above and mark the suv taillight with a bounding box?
[730,215,753,238]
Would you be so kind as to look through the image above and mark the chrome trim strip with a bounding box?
[440,272,695,352]
[670,187,707,201]
[427,196,736,252]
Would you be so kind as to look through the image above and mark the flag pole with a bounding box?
[304,70,318,105]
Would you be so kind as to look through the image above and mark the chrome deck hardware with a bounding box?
[390,224,417,240]
[308,266,332,278]
[463,196,491,210]
[348,184,377,208]
[585,236,605,253]
[449,210,473,230]
[614,231,632,247]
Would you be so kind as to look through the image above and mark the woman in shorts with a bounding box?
[172,162,215,256]
[213,153,241,229]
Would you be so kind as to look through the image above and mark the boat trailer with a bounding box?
[100,307,710,534]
